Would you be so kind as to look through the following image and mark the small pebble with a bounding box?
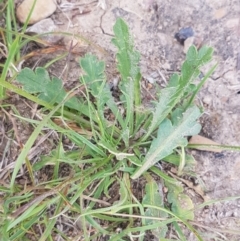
[27,18,62,44]
[233,211,239,217]
[16,0,57,25]
[163,187,168,193]
[225,18,239,29]
[203,95,212,105]
[213,8,227,19]
[146,76,155,84]
[175,27,194,45]
[147,82,153,89]
[183,36,195,54]
[226,36,231,42]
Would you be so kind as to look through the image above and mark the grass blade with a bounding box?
[9,93,76,190]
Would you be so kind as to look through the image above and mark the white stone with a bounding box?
[16,0,57,25]
[225,18,239,29]
[146,76,155,84]
[183,36,195,54]
[27,18,62,44]
[213,8,227,20]
[203,95,212,105]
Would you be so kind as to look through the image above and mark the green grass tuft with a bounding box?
[1,17,240,240]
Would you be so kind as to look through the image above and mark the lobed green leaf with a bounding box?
[131,106,201,179]
[112,18,142,135]
[16,67,82,111]
[143,174,168,238]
